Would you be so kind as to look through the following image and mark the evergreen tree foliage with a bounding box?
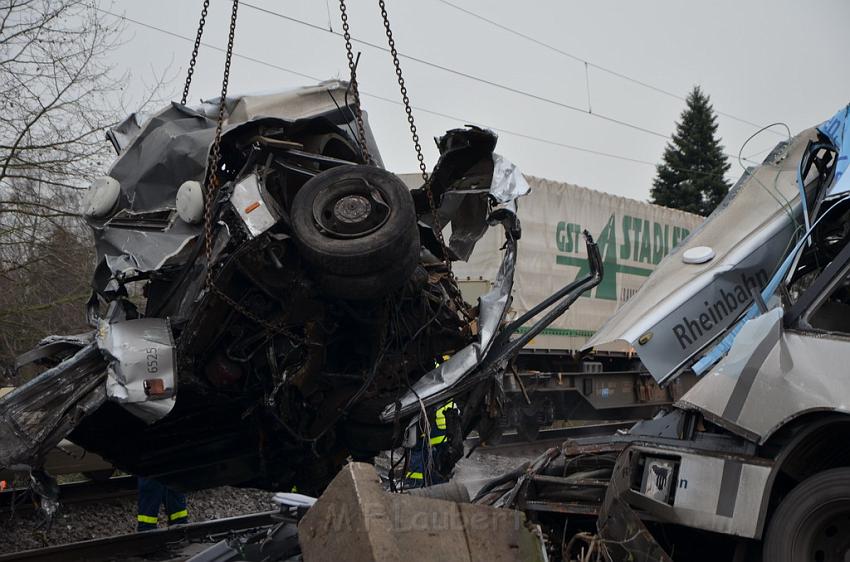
[650,86,731,216]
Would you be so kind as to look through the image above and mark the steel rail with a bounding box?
[0,510,279,562]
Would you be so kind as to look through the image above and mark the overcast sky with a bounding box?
[102,0,850,201]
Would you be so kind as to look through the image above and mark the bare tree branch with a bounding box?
[0,0,173,378]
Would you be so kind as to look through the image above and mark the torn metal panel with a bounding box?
[92,82,378,291]
[597,496,673,562]
[377,132,533,422]
[103,103,215,214]
[96,220,201,279]
[584,128,821,383]
[97,317,177,423]
[678,311,850,443]
[489,153,531,210]
[106,112,143,154]
[14,332,95,369]
[434,152,530,262]
[90,103,213,286]
[415,127,500,262]
[200,80,384,167]
[379,232,517,422]
[0,343,106,471]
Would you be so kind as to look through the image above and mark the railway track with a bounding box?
[465,421,633,457]
[0,510,279,562]
[0,475,136,515]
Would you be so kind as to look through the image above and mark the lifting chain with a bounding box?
[202,0,238,294]
[181,0,210,106]
[376,0,427,185]
[337,0,373,165]
[375,0,472,321]
[200,0,303,342]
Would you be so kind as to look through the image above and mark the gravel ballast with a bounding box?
[0,485,275,555]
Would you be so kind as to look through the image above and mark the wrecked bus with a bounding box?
[0,81,602,504]
[477,106,850,562]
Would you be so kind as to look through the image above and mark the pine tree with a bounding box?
[650,86,731,216]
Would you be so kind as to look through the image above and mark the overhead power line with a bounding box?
[99,9,320,83]
[96,8,738,181]
[434,0,783,138]
[238,1,670,140]
[237,2,760,166]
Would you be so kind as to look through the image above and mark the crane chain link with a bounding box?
[375,0,472,322]
[202,0,238,294]
[338,0,373,165]
[199,0,303,342]
[181,0,210,106]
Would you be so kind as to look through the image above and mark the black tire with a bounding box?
[291,165,417,277]
[763,467,850,562]
[314,236,419,300]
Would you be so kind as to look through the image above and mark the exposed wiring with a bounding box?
[736,122,795,223]
[693,193,850,375]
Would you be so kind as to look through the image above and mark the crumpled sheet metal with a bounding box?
[437,152,530,261]
[490,153,530,211]
[14,332,95,369]
[584,128,818,384]
[97,219,200,279]
[0,343,106,470]
[106,112,143,154]
[379,144,529,422]
[97,317,177,424]
[380,223,517,422]
[678,305,850,443]
[104,103,215,215]
[93,81,378,292]
[415,127,497,262]
[90,103,213,286]
[202,80,384,168]
[438,189,491,261]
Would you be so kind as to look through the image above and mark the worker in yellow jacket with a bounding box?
[404,400,458,488]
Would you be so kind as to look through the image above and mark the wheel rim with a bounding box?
[792,499,850,562]
[312,177,390,239]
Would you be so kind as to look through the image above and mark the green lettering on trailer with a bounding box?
[554,213,687,301]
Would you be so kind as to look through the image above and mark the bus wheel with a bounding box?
[763,467,850,562]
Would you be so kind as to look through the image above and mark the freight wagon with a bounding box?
[403,174,704,439]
